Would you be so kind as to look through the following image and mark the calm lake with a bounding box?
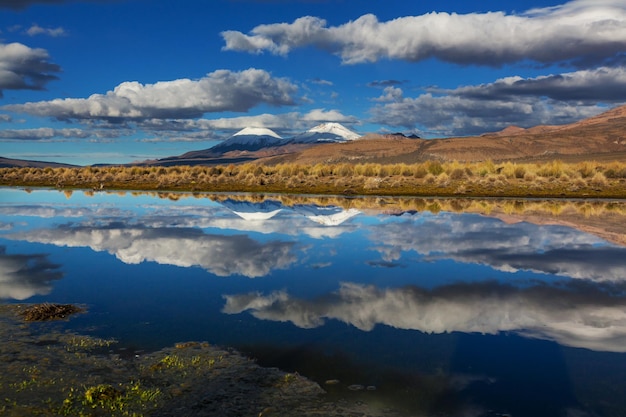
[2,187,626,416]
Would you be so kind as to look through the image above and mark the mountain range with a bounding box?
[256,104,626,166]
[3,105,626,168]
[138,105,626,166]
[150,122,361,166]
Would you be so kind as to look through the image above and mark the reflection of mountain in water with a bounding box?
[292,205,360,226]
[220,199,283,221]
[0,246,63,300]
[223,280,626,353]
[219,199,361,226]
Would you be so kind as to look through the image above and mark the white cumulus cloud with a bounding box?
[0,42,60,96]
[26,24,67,37]
[221,0,626,67]
[3,68,298,121]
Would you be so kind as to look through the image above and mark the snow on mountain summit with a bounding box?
[307,123,360,140]
[209,126,284,153]
[233,127,282,139]
[291,122,360,144]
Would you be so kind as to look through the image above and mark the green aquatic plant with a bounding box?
[63,335,117,352]
[60,382,161,417]
[84,384,123,408]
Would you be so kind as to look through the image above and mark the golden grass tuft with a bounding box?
[2,159,626,198]
[18,303,84,321]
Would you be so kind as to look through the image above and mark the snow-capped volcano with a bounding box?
[290,122,360,144]
[210,127,284,153]
[308,123,361,140]
[233,127,282,139]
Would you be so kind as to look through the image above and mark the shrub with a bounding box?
[576,161,597,178]
[536,160,563,178]
[476,160,496,177]
[514,166,526,179]
[427,161,444,176]
[589,172,608,187]
[604,162,626,179]
[400,164,414,177]
[449,168,466,180]
[413,165,428,178]
[522,171,536,182]
[337,164,354,177]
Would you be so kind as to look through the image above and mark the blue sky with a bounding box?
[1,0,626,165]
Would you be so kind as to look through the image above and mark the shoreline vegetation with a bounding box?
[2,304,390,417]
[2,159,626,198]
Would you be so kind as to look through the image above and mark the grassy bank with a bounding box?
[2,160,626,198]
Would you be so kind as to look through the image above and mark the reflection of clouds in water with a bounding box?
[198,218,355,239]
[0,222,14,231]
[10,225,297,278]
[1,201,361,240]
[369,213,626,281]
[223,281,626,352]
[0,246,63,300]
[0,205,124,219]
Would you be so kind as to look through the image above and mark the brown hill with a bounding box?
[257,104,626,165]
[0,157,76,168]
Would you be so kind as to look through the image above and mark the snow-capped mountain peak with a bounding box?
[307,123,360,140]
[208,126,284,153]
[290,122,360,144]
[232,127,282,139]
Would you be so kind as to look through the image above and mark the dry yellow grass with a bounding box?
[2,160,626,198]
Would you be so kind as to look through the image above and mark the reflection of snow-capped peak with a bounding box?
[233,127,282,139]
[232,209,282,221]
[307,209,361,226]
[220,199,283,221]
[293,205,360,226]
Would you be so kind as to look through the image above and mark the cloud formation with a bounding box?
[222,1,626,67]
[223,280,626,352]
[446,66,626,103]
[0,42,61,97]
[0,246,63,300]
[369,67,620,135]
[368,213,626,282]
[0,127,90,140]
[130,108,359,142]
[4,68,298,121]
[194,108,357,132]
[26,24,67,37]
[10,224,298,278]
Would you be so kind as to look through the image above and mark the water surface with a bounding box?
[2,188,626,416]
